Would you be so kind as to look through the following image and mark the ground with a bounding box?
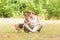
[0,18,60,40]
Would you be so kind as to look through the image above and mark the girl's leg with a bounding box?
[23,24,33,32]
[24,26,30,32]
[23,24,43,32]
[38,23,43,32]
[32,25,43,32]
[32,26,39,32]
[38,26,43,32]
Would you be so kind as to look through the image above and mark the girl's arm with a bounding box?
[24,20,30,25]
[31,17,40,27]
[37,17,40,23]
[24,20,33,32]
[34,17,40,26]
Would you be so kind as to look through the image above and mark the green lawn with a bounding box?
[0,24,60,40]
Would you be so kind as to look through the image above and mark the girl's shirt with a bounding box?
[24,15,39,27]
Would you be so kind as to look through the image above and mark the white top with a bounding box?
[24,15,38,26]
[29,15,38,25]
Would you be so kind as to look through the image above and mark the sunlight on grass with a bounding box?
[0,24,60,40]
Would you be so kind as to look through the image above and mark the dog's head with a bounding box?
[15,23,24,30]
[19,24,24,28]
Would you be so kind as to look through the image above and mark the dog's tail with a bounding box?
[15,24,19,30]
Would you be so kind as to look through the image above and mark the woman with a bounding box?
[24,11,43,32]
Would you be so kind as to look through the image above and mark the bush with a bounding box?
[0,0,60,20]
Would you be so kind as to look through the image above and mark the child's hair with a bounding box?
[25,11,34,14]
[23,12,27,16]
[23,12,28,20]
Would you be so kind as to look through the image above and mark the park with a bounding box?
[0,0,60,40]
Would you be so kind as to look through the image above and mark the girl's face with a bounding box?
[28,13,33,17]
[24,14,29,19]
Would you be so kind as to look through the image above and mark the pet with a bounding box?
[15,23,24,32]
[15,23,30,32]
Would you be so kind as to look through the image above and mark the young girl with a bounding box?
[24,11,43,32]
[24,13,33,32]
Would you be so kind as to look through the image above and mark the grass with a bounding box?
[0,24,60,40]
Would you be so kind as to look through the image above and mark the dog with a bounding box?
[15,23,30,32]
[15,23,24,32]
[15,23,43,32]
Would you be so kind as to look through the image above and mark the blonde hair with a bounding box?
[26,10,34,14]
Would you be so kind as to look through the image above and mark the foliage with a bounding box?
[0,0,60,19]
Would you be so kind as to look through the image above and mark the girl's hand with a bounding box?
[27,22,31,24]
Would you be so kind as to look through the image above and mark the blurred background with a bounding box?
[0,0,60,20]
[0,0,60,40]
